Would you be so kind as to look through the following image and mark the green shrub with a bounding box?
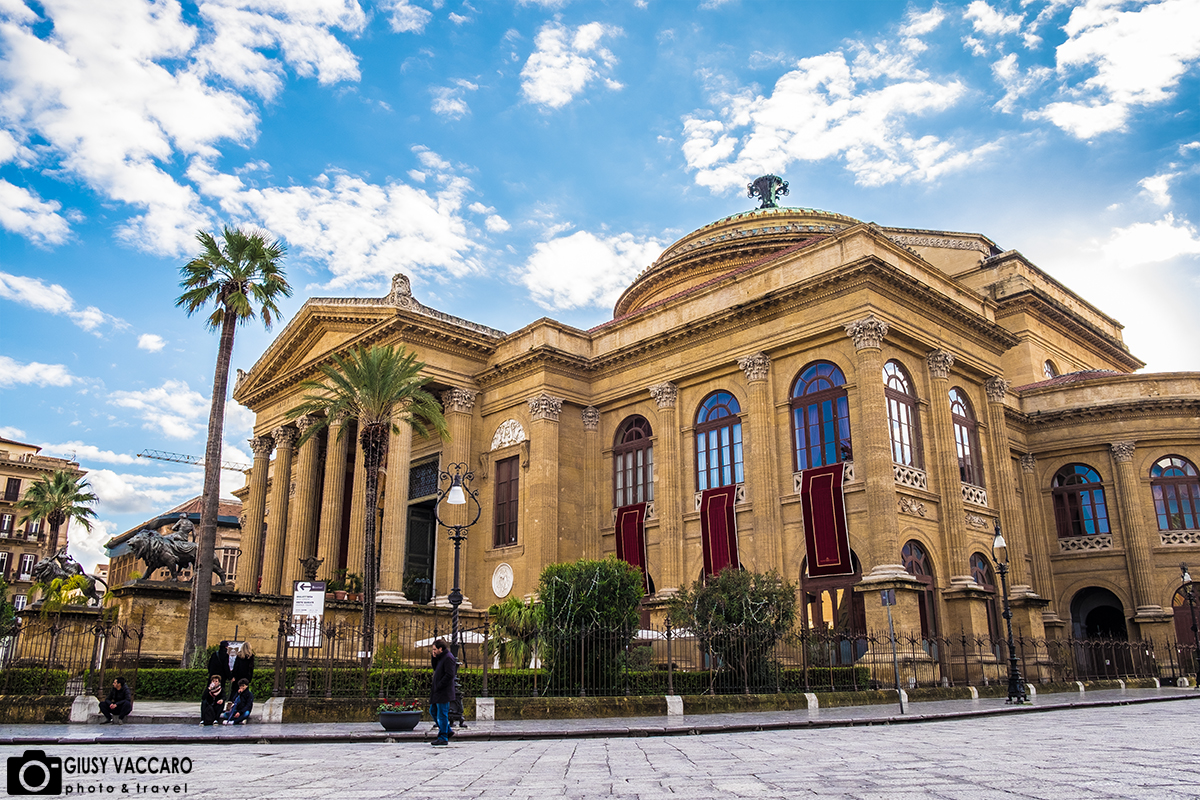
[0,667,68,695]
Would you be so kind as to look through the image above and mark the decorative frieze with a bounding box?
[490,420,526,451]
[1110,441,1136,463]
[441,388,477,414]
[736,352,771,382]
[926,349,955,379]
[984,377,1010,403]
[250,436,274,458]
[844,315,889,350]
[694,484,747,511]
[965,512,990,530]
[893,464,928,490]
[272,425,297,450]
[528,394,564,422]
[887,234,992,254]
[899,496,927,517]
[1020,453,1037,473]
[649,381,678,409]
[582,406,600,431]
[961,483,989,507]
[1160,529,1200,546]
[1059,534,1113,553]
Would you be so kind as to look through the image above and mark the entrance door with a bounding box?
[403,501,436,604]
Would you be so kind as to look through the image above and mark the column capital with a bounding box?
[271,425,297,450]
[1020,453,1037,473]
[528,393,564,422]
[984,376,1010,403]
[1110,441,1136,463]
[844,315,889,350]
[250,435,275,458]
[736,352,771,382]
[582,406,600,431]
[441,388,477,413]
[649,381,678,409]
[296,414,321,433]
[926,349,956,379]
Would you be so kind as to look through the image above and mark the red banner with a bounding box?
[700,485,739,576]
[800,463,853,577]
[615,502,649,593]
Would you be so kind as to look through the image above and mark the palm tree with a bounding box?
[176,226,290,666]
[14,469,98,553]
[288,344,449,664]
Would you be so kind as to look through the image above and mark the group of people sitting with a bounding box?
[200,640,255,726]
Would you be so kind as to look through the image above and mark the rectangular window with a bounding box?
[3,478,20,501]
[493,456,519,547]
[0,514,12,534]
[19,553,36,579]
[0,551,8,579]
[13,595,27,611]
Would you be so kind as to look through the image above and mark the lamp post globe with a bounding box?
[992,524,1027,704]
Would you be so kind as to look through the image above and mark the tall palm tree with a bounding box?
[14,469,98,554]
[288,344,449,664]
[176,226,290,666]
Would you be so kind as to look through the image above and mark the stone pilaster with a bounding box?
[527,394,563,571]
[1110,441,1162,616]
[983,377,1030,591]
[437,388,476,605]
[844,316,904,581]
[346,426,369,580]
[925,349,972,586]
[737,352,783,573]
[316,414,349,583]
[282,415,322,591]
[378,418,413,601]
[261,425,297,595]
[238,435,273,593]
[582,406,601,560]
[650,381,683,592]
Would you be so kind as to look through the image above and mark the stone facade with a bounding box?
[225,200,1199,659]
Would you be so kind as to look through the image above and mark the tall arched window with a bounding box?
[695,391,744,491]
[949,388,983,487]
[902,540,940,640]
[1052,464,1110,538]
[970,552,1001,641]
[1151,455,1200,531]
[884,360,922,468]
[614,415,654,508]
[791,361,851,472]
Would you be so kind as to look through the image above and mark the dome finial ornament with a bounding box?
[747,175,789,209]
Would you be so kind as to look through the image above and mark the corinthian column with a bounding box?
[528,394,563,570]
[1110,441,1161,615]
[316,414,349,582]
[378,418,413,600]
[238,435,273,593]
[282,415,322,590]
[737,352,783,573]
[582,406,601,560]
[925,349,971,585]
[650,381,683,593]
[844,316,904,580]
[261,425,297,595]
[1020,454,1058,621]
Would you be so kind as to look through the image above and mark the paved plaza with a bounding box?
[7,695,1198,799]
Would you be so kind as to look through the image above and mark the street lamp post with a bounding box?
[992,524,1027,704]
[433,463,482,662]
[1181,564,1200,684]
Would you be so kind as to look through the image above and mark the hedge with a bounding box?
[0,668,69,695]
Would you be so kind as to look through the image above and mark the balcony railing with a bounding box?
[1160,529,1200,546]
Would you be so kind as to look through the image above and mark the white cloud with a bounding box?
[38,441,139,465]
[991,52,1053,113]
[0,271,125,333]
[88,467,202,516]
[0,180,70,244]
[964,1,1025,36]
[1139,172,1176,207]
[380,0,432,33]
[681,49,986,190]
[901,6,947,40]
[0,426,28,440]
[520,231,664,310]
[138,333,167,352]
[520,21,623,109]
[0,355,77,387]
[448,12,469,24]
[69,518,118,573]
[431,79,478,119]
[1035,0,1200,138]
[108,379,210,440]
[468,201,510,233]
[1101,213,1200,267]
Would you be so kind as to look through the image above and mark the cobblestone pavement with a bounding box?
[17,699,1200,799]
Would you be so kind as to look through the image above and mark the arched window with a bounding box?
[695,391,744,491]
[801,552,865,633]
[1151,456,1200,531]
[950,388,983,487]
[884,360,922,468]
[1043,360,1058,379]
[614,415,654,508]
[1052,464,1110,538]
[969,552,1001,641]
[791,361,851,472]
[902,540,940,640]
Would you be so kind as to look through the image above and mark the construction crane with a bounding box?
[138,449,251,472]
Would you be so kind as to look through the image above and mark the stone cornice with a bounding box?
[994,291,1144,371]
[1005,398,1200,431]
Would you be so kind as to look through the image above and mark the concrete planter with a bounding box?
[379,710,422,731]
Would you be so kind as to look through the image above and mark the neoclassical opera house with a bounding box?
[229,176,1200,648]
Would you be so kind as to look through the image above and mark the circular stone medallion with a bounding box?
[492,563,514,599]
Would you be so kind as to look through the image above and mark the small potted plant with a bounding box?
[327,570,347,601]
[377,699,423,731]
[345,572,363,602]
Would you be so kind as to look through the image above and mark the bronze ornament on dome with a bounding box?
[747,174,789,209]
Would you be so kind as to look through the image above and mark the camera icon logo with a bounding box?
[7,750,63,795]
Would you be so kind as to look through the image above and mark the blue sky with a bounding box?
[2,0,1199,571]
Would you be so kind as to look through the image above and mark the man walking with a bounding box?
[429,639,457,747]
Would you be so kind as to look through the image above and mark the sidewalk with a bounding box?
[3,686,1197,746]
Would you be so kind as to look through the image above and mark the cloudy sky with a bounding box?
[2,0,1199,571]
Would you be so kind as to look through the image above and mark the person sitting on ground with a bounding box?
[207,640,234,698]
[220,679,254,725]
[200,674,224,726]
[99,676,132,724]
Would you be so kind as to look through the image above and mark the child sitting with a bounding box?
[220,679,254,725]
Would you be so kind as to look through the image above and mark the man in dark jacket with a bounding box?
[429,639,457,746]
[99,676,132,724]
[220,679,254,724]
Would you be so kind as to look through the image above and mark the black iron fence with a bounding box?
[0,611,146,696]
